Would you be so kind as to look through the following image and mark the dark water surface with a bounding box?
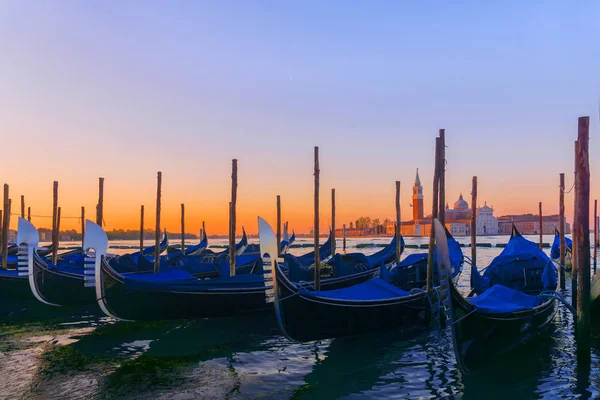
[2,235,600,399]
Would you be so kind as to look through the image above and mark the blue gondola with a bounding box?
[550,228,572,260]
[444,223,559,374]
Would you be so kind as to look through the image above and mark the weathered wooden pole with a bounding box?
[331,188,336,257]
[572,142,578,309]
[27,206,31,222]
[20,195,25,219]
[343,224,347,254]
[314,146,321,290]
[81,206,85,247]
[426,138,441,293]
[229,159,238,276]
[1,184,8,269]
[0,208,3,269]
[276,195,281,255]
[595,199,598,274]
[395,181,401,264]
[140,205,144,254]
[55,207,61,263]
[52,181,58,265]
[96,177,104,226]
[471,177,478,264]
[575,116,590,344]
[539,202,543,249]
[202,221,206,241]
[154,172,162,273]
[439,129,446,225]
[559,173,566,290]
[181,203,185,255]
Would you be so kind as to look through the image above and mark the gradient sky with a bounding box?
[1,1,599,235]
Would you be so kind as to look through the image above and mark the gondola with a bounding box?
[550,228,572,261]
[83,219,385,321]
[386,225,463,291]
[260,217,429,342]
[442,222,559,375]
[166,230,208,257]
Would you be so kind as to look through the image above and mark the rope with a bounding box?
[561,180,576,194]
[539,291,576,315]
[410,287,440,329]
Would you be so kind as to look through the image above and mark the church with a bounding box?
[399,169,499,236]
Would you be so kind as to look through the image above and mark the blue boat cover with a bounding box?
[295,232,333,266]
[365,235,405,267]
[469,284,542,313]
[0,267,20,277]
[478,234,557,293]
[300,278,409,301]
[550,233,572,260]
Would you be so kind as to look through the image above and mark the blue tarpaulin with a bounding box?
[300,277,409,301]
[469,284,542,313]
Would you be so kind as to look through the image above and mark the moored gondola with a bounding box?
[550,227,572,262]
[441,221,559,375]
[259,217,429,342]
[84,220,385,321]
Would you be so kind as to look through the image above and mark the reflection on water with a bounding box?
[1,235,599,399]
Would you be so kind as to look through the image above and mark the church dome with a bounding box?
[453,193,469,210]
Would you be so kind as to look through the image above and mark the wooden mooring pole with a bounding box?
[314,146,321,290]
[96,177,104,226]
[52,181,58,265]
[331,188,336,257]
[426,138,441,293]
[2,184,8,269]
[0,208,3,269]
[575,116,591,344]
[439,129,446,225]
[595,199,598,274]
[181,204,185,256]
[140,205,144,254]
[343,224,347,254]
[81,206,85,247]
[229,159,238,276]
[20,195,25,219]
[27,206,31,222]
[276,195,281,256]
[56,207,61,256]
[155,172,162,273]
[539,202,543,249]
[395,181,401,264]
[572,142,578,309]
[471,177,478,265]
[559,173,566,290]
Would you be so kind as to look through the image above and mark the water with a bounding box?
[2,235,599,399]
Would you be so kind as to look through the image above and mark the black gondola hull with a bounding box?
[31,255,96,306]
[0,272,32,300]
[449,283,557,373]
[274,273,429,342]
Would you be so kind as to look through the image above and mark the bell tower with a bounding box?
[413,169,424,221]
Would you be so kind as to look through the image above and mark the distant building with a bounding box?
[498,214,570,235]
[7,229,16,243]
[412,169,424,221]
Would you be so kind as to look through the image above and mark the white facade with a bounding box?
[476,203,499,235]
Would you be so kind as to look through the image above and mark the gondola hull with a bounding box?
[274,273,429,342]
[98,258,378,321]
[0,271,32,300]
[31,255,96,306]
[449,283,557,373]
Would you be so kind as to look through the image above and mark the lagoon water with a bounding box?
[1,234,599,399]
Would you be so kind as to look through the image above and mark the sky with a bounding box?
[1,1,599,235]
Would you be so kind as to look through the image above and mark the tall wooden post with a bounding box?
[20,195,25,219]
[575,116,591,344]
[426,138,441,293]
[52,181,58,265]
[395,181,401,264]
[140,205,144,254]
[572,142,578,309]
[314,146,321,290]
[1,184,8,269]
[276,195,281,256]
[181,204,185,256]
[229,159,238,276]
[594,199,598,274]
[0,208,3,269]
[27,207,31,222]
[81,206,85,247]
[55,207,61,263]
[439,129,446,225]
[471,177,478,264]
[202,221,206,241]
[559,173,566,289]
[538,202,543,249]
[343,224,347,254]
[96,177,104,226]
[331,189,336,257]
[154,172,162,273]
